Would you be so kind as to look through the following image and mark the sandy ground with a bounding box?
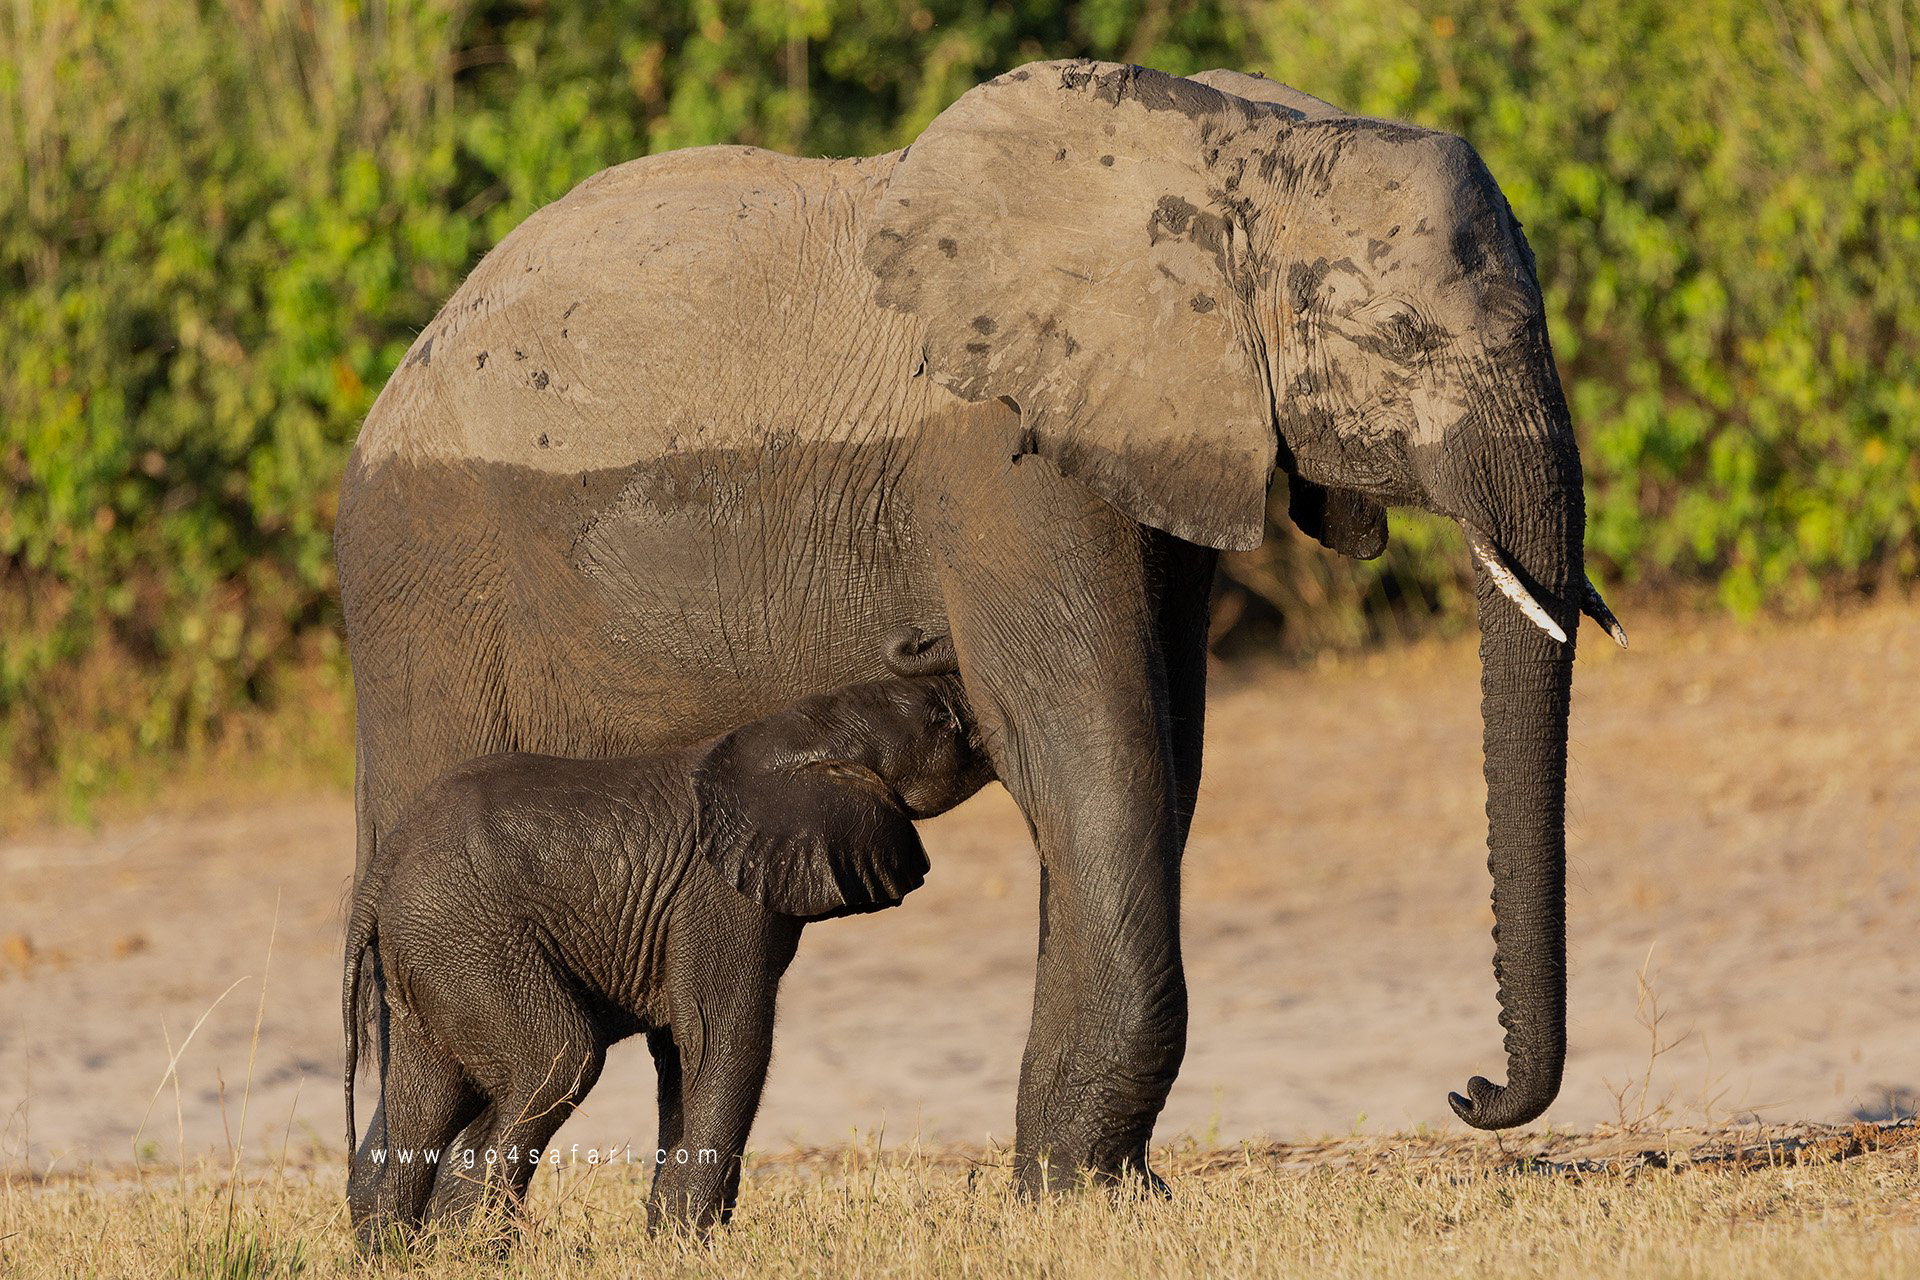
[3,600,1915,1172]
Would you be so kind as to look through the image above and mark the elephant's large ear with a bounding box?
[1186,70,1390,561]
[866,61,1281,552]
[693,734,930,921]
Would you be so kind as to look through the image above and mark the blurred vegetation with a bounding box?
[1,0,1915,807]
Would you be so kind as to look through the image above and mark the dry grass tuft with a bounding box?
[3,1124,1915,1278]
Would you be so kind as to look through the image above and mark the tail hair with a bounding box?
[342,892,386,1156]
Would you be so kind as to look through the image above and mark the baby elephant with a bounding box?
[344,632,987,1242]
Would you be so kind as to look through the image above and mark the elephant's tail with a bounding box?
[342,885,385,1158]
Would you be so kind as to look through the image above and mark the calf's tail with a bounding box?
[342,890,384,1157]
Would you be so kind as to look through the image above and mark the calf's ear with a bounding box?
[693,736,930,921]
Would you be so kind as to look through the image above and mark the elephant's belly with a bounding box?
[567,438,947,740]
[340,439,944,790]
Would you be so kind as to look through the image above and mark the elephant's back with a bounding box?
[350,145,931,477]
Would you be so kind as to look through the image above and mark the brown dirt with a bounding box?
[2,600,1915,1172]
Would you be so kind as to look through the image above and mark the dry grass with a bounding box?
[3,1126,1916,1278]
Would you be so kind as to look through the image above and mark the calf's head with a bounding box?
[693,668,990,921]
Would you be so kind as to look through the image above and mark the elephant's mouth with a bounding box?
[1462,523,1627,648]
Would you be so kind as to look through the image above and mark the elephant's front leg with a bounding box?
[649,909,800,1230]
[929,450,1187,1192]
[1148,530,1219,849]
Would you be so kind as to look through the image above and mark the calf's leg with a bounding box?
[649,911,800,1230]
[429,997,605,1231]
[349,1011,482,1248]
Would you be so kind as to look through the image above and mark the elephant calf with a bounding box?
[343,631,988,1242]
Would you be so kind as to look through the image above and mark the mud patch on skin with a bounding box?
[1055,61,1096,93]
[1147,196,1232,273]
[1050,59,1233,122]
[1258,136,1345,199]
[1318,115,1430,148]
[1452,223,1489,276]
[1149,195,1200,237]
[1287,259,1331,313]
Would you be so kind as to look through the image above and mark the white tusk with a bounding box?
[1464,527,1568,644]
[1582,578,1629,649]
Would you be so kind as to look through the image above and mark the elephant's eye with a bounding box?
[1372,307,1445,363]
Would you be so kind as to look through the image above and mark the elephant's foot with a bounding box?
[1011,952,1187,1197]
[1011,1059,1176,1197]
[1012,1139,1170,1199]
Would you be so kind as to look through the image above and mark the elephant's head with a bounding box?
[693,671,991,921]
[866,60,1626,1129]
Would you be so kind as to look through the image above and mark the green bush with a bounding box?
[1,0,1914,803]
[1,2,474,802]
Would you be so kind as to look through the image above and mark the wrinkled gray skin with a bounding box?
[343,639,990,1241]
[337,59,1623,1191]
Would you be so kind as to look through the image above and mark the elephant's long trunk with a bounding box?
[1436,380,1582,1132]
[1448,587,1573,1128]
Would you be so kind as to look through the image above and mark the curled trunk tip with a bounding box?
[1448,1068,1561,1130]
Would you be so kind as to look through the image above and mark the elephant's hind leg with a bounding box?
[351,1012,483,1250]
[427,979,606,1233]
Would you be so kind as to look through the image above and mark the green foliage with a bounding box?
[2,1,472,804]
[2,0,1914,799]
[415,0,1254,239]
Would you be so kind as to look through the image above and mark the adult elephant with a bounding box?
[336,59,1624,1190]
